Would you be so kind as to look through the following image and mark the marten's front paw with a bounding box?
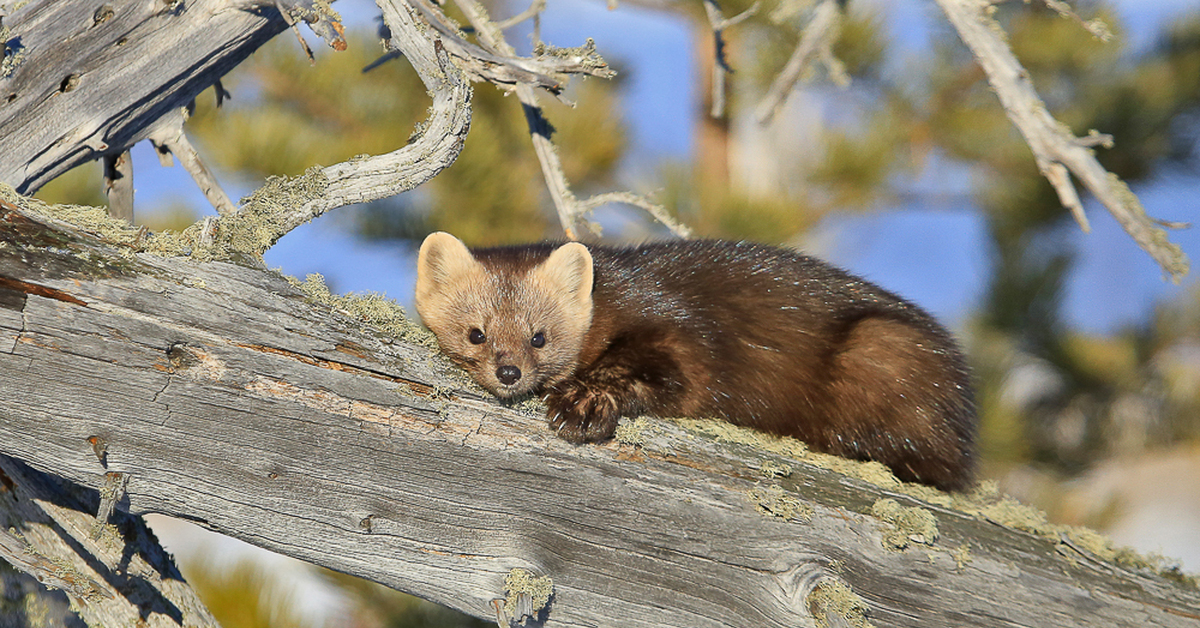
[545,381,621,443]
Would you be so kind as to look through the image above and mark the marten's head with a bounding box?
[415,232,594,398]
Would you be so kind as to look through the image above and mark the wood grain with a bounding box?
[1,203,1197,627]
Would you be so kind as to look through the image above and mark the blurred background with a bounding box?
[31,0,1200,625]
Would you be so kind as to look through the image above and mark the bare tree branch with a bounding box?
[0,455,221,627]
[701,0,759,118]
[932,0,1189,281]
[407,0,615,94]
[579,191,694,237]
[756,0,846,124]
[0,0,344,197]
[214,0,473,256]
[148,112,239,217]
[449,0,685,240]
[103,150,134,223]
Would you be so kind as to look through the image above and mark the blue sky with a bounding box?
[125,0,1200,334]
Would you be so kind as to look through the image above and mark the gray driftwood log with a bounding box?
[2,197,1199,627]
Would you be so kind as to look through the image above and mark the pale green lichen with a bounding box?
[503,568,553,620]
[614,416,652,446]
[759,459,793,478]
[747,484,810,522]
[951,542,972,570]
[1,182,204,260]
[871,498,939,551]
[1,23,27,78]
[672,419,910,491]
[807,578,873,628]
[668,416,1196,585]
[290,273,433,347]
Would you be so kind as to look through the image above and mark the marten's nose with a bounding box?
[496,365,521,385]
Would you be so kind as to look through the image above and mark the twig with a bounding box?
[408,0,614,95]
[103,150,134,223]
[701,0,759,118]
[265,0,348,53]
[755,0,846,124]
[1040,0,1112,41]
[933,0,1188,281]
[496,0,546,33]
[277,0,319,65]
[148,113,238,216]
[579,191,692,238]
[91,471,129,540]
[449,0,585,236]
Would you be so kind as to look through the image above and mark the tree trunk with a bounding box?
[1,194,1198,627]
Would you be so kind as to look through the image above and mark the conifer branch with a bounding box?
[932,0,1189,281]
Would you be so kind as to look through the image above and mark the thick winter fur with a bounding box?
[415,232,976,491]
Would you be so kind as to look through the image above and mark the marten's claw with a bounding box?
[545,381,620,443]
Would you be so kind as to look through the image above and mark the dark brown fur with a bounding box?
[416,234,976,491]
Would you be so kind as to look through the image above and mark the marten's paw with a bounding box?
[545,380,621,443]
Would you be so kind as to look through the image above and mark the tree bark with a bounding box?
[1,195,1198,627]
[0,0,325,195]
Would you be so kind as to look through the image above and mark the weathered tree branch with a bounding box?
[0,0,344,196]
[407,0,615,93]
[450,0,684,240]
[0,455,221,627]
[209,0,473,256]
[3,192,1199,627]
[932,0,1188,281]
[147,111,239,217]
[755,0,847,124]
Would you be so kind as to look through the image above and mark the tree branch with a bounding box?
[932,0,1189,281]
[148,112,239,217]
[407,0,615,94]
[214,0,473,255]
[0,0,343,196]
[701,0,759,118]
[756,0,847,124]
[3,188,1200,628]
[449,0,683,239]
[0,454,220,627]
[103,150,135,223]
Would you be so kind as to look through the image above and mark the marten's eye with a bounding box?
[531,332,545,348]
[468,328,486,345]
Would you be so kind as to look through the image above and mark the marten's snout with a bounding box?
[496,365,521,385]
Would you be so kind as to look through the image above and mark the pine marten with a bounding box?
[415,232,976,491]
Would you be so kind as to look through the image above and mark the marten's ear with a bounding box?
[415,232,480,320]
[535,242,594,317]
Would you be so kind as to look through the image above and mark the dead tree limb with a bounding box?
[0,456,222,628]
[1,193,1198,627]
[0,0,343,196]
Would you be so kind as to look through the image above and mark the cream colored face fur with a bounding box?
[415,232,594,397]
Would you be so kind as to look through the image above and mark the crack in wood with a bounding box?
[0,275,88,306]
[243,376,453,436]
[234,341,436,396]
